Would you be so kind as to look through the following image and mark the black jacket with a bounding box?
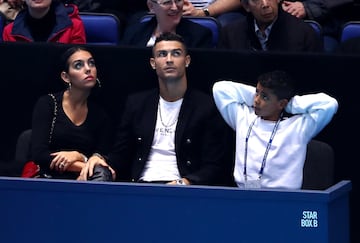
[108,89,233,185]
[120,16,213,48]
[218,8,323,52]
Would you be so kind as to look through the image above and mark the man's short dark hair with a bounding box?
[153,32,188,55]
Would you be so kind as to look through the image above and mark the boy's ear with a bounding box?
[279,99,288,109]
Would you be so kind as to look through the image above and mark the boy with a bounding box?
[212,70,338,189]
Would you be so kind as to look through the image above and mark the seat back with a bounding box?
[302,139,335,190]
[140,15,221,47]
[304,20,324,45]
[304,20,323,37]
[340,21,360,43]
[79,12,121,45]
[15,129,32,167]
[0,14,4,42]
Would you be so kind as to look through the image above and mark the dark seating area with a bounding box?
[0,42,359,241]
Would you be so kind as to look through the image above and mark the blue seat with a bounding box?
[304,20,322,38]
[305,19,339,52]
[340,21,360,43]
[140,15,221,47]
[0,14,4,42]
[79,12,121,45]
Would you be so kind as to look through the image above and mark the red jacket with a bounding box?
[2,3,86,44]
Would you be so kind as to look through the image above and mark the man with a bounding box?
[80,32,233,186]
[218,0,323,52]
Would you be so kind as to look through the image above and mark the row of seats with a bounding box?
[305,19,360,46]
[79,13,360,49]
[1,12,360,49]
[80,13,221,47]
[80,13,360,49]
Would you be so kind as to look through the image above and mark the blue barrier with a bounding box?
[0,177,351,243]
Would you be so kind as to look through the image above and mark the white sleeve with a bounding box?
[285,92,338,136]
[212,81,255,130]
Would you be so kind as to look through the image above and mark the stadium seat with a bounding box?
[302,139,335,190]
[340,21,360,43]
[304,20,322,38]
[0,14,4,42]
[79,12,121,45]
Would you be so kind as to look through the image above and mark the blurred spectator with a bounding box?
[3,0,86,43]
[121,0,213,48]
[0,0,24,24]
[218,0,323,52]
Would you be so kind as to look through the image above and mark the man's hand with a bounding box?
[77,155,116,181]
[282,1,306,19]
[183,0,204,16]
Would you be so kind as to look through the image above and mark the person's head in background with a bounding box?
[242,0,280,31]
[60,46,100,94]
[25,0,54,18]
[147,0,184,33]
[254,70,295,121]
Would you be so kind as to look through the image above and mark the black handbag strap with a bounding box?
[48,93,58,144]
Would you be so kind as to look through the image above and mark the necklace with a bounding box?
[158,101,180,128]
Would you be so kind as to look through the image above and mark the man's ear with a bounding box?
[279,99,289,110]
[185,55,191,67]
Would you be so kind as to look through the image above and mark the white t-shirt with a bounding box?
[140,97,183,182]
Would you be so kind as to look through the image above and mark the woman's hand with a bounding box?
[50,151,85,173]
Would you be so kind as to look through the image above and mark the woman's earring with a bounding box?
[96,78,101,88]
[68,82,72,90]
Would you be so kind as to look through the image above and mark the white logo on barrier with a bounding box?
[301,211,318,228]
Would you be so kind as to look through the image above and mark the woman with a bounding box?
[30,46,113,180]
[2,0,86,43]
[121,0,213,48]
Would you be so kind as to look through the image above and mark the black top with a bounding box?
[120,16,213,48]
[31,91,113,178]
[27,7,56,42]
